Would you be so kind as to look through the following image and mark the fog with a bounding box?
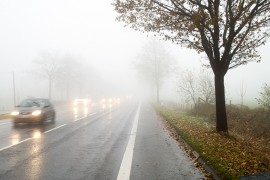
[0,0,270,111]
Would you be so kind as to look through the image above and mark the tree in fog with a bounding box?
[199,70,215,104]
[114,0,270,132]
[134,38,176,103]
[178,69,214,107]
[178,70,198,106]
[256,83,270,112]
[33,51,61,100]
[239,82,246,109]
[57,55,81,100]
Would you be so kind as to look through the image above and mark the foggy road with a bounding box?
[0,101,204,180]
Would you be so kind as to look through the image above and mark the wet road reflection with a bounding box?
[32,130,42,139]
[28,130,43,180]
[11,133,20,145]
[0,104,121,154]
[73,106,89,120]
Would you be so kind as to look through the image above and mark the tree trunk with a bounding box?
[214,73,228,132]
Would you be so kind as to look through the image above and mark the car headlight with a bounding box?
[11,111,19,116]
[32,110,42,116]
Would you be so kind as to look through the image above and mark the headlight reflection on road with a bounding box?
[11,133,21,145]
[102,104,106,110]
[84,107,88,116]
[29,130,43,180]
[74,107,78,119]
[73,107,89,120]
[33,130,42,139]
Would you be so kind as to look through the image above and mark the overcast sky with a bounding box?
[0,0,270,108]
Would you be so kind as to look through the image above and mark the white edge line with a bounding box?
[44,124,67,134]
[117,103,141,180]
[0,138,31,152]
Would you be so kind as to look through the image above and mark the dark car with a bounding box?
[11,98,56,126]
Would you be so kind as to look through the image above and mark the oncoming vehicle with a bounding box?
[73,98,90,107]
[100,97,121,109]
[11,98,56,126]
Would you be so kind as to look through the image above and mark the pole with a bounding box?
[13,71,16,107]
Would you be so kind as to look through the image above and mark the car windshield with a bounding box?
[18,99,45,107]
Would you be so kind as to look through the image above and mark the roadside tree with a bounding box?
[134,38,176,103]
[57,55,82,100]
[178,70,198,107]
[239,82,247,109]
[256,83,270,112]
[114,0,270,132]
[178,69,214,108]
[199,70,215,104]
[33,51,61,100]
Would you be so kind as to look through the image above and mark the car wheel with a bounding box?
[51,112,56,123]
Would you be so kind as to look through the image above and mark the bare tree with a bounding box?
[57,55,82,100]
[199,70,215,104]
[33,51,61,100]
[239,82,247,109]
[134,38,176,103]
[178,70,198,107]
[114,0,270,132]
[178,69,214,107]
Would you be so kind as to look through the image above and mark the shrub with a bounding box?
[256,83,270,112]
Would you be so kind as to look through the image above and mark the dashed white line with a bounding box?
[0,122,10,126]
[73,112,98,122]
[0,111,99,152]
[74,116,85,122]
[44,124,67,134]
[0,138,31,152]
[89,112,98,116]
[117,103,141,180]
[0,124,67,152]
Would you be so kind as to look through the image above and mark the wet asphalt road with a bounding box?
[0,101,204,180]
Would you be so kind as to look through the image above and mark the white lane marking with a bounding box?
[0,122,10,126]
[117,103,141,180]
[73,116,85,122]
[0,138,31,152]
[0,124,67,152]
[73,112,98,122]
[44,124,67,134]
[0,110,99,152]
[89,112,98,116]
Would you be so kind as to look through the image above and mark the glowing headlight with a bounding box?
[11,111,19,116]
[32,110,42,116]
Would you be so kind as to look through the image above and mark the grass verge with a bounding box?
[155,105,270,179]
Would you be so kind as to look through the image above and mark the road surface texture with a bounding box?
[0,101,204,180]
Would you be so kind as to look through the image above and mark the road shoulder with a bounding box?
[131,102,205,180]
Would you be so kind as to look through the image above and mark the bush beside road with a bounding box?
[155,105,270,179]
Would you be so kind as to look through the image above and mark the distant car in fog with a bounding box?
[73,98,91,108]
[100,98,121,109]
[11,98,56,126]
